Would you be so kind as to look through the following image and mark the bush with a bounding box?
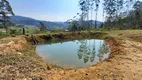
[24,26,40,34]
[9,29,16,34]
[8,27,23,35]
[0,32,9,38]
[7,26,40,35]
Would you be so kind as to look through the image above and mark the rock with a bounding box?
[7,41,15,45]
[11,34,16,37]
[118,33,123,35]
[17,52,22,55]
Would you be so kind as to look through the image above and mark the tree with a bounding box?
[103,0,117,27]
[89,0,100,28]
[67,18,80,31]
[90,0,94,27]
[114,0,124,28]
[133,1,142,29]
[125,0,135,28]
[39,22,47,32]
[94,0,100,28]
[79,0,90,29]
[116,0,124,16]
[79,0,88,20]
[0,0,14,33]
[23,28,25,35]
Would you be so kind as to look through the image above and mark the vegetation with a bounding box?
[68,0,142,31]
[0,0,14,33]
[0,0,141,34]
[39,22,48,32]
[25,31,107,44]
[0,31,9,38]
[0,0,142,79]
[0,37,50,79]
[103,0,142,29]
[7,26,40,35]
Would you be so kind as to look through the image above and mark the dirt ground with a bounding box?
[47,38,142,80]
[46,30,142,80]
[1,30,142,80]
[0,37,49,80]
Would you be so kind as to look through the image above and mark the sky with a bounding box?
[8,0,142,22]
[8,0,105,22]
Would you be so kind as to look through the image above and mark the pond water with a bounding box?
[36,39,110,68]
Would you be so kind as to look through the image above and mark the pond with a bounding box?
[36,39,110,68]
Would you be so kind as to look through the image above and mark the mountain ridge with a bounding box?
[10,15,102,29]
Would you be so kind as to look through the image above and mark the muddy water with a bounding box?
[36,39,110,68]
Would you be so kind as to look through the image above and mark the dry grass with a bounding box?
[1,30,142,80]
[0,37,50,80]
[105,30,142,42]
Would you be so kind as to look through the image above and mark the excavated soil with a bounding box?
[46,38,142,80]
[1,31,142,80]
[0,37,49,80]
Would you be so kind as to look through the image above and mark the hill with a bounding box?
[10,16,68,28]
[10,15,102,29]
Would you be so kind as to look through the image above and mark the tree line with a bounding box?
[0,0,142,33]
[68,0,142,31]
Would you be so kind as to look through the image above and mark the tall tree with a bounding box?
[67,18,79,31]
[116,0,124,17]
[133,1,142,29]
[86,0,90,21]
[103,0,117,27]
[90,0,94,27]
[0,0,14,33]
[125,0,135,28]
[79,0,90,29]
[79,0,88,20]
[39,22,47,32]
[93,0,100,28]
[114,0,124,27]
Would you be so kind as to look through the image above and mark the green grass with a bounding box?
[0,25,40,38]
[8,26,40,35]
[0,32,9,38]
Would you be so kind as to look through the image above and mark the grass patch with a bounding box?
[0,32,9,38]
[105,30,142,42]
[25,31,108,44]
[0,39,49,79]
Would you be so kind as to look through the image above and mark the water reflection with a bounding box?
[36,39,110,68]
[77,40,109,63]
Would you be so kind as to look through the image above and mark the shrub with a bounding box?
[9,28,16,34]
[0,32,9,38]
